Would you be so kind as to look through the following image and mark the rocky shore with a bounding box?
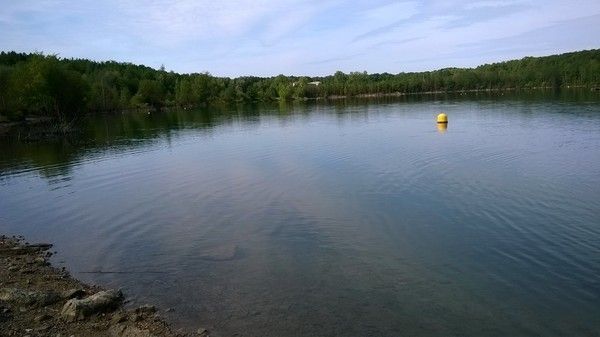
[0,235,207,337]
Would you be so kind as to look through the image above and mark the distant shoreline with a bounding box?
[1,49,598,121]
[317,85,592,100]
[0,86,598,139]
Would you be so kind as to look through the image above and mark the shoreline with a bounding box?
[1,86,596,139]
[0,235,207,337]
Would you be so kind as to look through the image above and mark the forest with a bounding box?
[0,49,598,120]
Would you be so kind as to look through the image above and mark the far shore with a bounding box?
[1,85,596,139]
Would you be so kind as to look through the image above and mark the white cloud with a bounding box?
[114,1,269,45]
[365,1,420,22]
[112,0,342,47]
[464,0,527,10]
[1,0,599,76]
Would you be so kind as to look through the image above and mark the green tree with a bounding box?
[134,79,164,107]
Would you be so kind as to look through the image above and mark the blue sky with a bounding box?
[1,0,599,77]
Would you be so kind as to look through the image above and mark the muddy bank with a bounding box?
[0,235,209,337]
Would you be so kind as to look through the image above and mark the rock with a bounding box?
[38,292,61,306]
[60,289,123,321]
[199,244,239,261]
[62,288,86,300]
[34,313,52,322]
[111,312,128,324]
[0,243,53,255]
[91,322,108,329]
[197,327,209,336]
[26,243,53,250]
[34,257,48,266]
[8,265,19,272]
[36,325,50,331]
[0,288,61,307]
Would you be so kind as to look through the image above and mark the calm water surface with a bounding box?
[1,92,600,336]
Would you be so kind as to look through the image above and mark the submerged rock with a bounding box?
[199,244,239,261]
[1,236,187,337]
[61,289,123,321]
[26,243,53,250]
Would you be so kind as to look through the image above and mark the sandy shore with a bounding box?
[0,235,207,337]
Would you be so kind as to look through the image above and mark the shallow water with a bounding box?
[1,92,600,336]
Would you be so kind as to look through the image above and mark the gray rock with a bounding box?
[111,312,128,324]
[34,257,48,266]
[60,289,123,321]
[197,327,209,336]
[36,324,51,331]
[62,288,86,300]
[0,243,53,255]
[34,313,52,322]
[26,243,52,250]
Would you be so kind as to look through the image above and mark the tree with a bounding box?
[134,79,164,107]
[0,65,11,116]
[0,49,599,120]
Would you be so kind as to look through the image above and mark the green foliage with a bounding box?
[0,49,599,120]
[134,79,164,107]
[0,65,12,116]
[3,55,88,119]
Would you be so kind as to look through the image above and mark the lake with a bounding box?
[1,91,600,336]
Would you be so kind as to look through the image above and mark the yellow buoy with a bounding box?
[437,113,448,124]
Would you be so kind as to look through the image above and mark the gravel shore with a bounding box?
[0,235,207,337]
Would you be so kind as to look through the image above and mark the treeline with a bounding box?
[0,49,598,120]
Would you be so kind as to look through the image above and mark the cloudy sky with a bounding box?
[1,0,599,76]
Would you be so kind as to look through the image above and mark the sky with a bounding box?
[1,0,599,77]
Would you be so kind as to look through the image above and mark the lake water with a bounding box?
[1,91,600,336]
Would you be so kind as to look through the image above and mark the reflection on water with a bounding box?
[436,122,448,133]
[1,90,600,336]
